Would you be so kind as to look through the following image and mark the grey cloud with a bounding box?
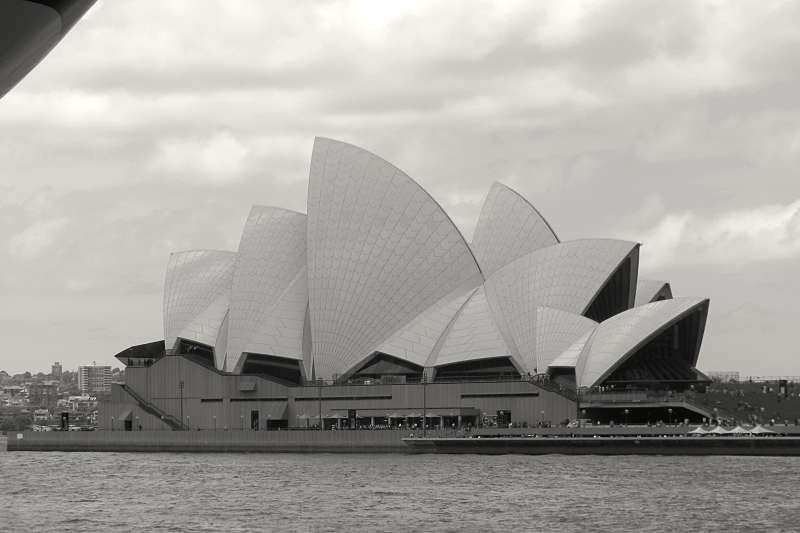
[2,0,800,375]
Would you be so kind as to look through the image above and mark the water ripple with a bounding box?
[1,451,799,532]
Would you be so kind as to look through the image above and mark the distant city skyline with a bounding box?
[1,1,799,375]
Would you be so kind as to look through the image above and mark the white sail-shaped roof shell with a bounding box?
[575,297,710,388]
[307,137,483,380]
[226,206,308,372]
[375,284,478,368]
[548,330,595,369]
[163,250,236,363]
[634,279,673,307]
[534,307,597,372]
[484,239,639,372]
[433,286,513,368]
[470,182,559,276]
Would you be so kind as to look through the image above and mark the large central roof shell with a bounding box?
[306,138,483,380]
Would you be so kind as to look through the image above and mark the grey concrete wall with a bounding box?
[118,356,577,431]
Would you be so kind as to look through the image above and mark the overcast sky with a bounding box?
[2,0,798,376]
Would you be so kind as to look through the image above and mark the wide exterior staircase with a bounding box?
[530,375,578,402]
[121,384,186,430]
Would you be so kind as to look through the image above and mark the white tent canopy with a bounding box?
[708,425,729,434]
[688,426,708,434]
[751,424,776,434]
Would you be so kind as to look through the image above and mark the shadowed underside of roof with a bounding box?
[0,0,95,99]
[576,297,710,388]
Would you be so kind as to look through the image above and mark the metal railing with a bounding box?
[121,385,186,430]
[578,390,695,404]
[715,376,800,384]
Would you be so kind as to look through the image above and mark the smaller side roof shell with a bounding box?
[374,283,479,368]
[470,182,559,276]
[534,308,597,372]
[484,239,639,368]
[576,297,710,389]
[548,330,595,369]
[634,279,673,307]
[432,285,514,369]
[163,250,237,358]
[226,206,308,372]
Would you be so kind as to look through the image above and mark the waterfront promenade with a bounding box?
[7,425,800,454]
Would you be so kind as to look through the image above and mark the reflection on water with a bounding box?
[1,450,798,532]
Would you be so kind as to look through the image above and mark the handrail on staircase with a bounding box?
[121,384,186,430]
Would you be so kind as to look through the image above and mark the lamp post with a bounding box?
[111,416,114,431]
[422,375,427,438]
[667,408,673,426]
[624,409,629,426]
[317,379,323,431]
[540,410,545,427]
[186,415,190,430]
[213,415,217,431]
[179,380,184,430]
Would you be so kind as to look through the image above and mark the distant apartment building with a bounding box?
[707,371,741,383]
[51,362,63,380]
[28,380,59,409]
[78,364,111,395]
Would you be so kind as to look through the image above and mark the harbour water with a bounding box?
[1,447,798,532]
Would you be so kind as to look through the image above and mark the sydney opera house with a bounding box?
[102,138,712,431]
[0,0,712,431]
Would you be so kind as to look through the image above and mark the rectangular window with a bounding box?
[294,395,392,402]
[229,397,288,402]
[461,392,539,399]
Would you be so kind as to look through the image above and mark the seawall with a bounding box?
[7,429,412,453]
[403,436,800,456]
[8,427,800,455]
[5,426,694,454]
